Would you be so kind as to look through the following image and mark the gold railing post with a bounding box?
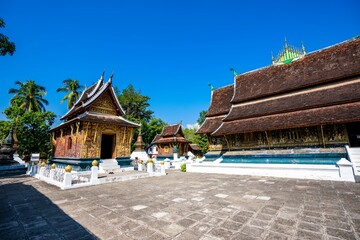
[224,135,231,151]
[320,125,326,148]
[265,131,271,150]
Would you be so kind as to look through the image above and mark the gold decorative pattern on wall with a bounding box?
[208,124,349,150]
[70,124,77,142]
[76,122,80,138]
[60,129,65,144]
[93,123,99,143]
[53,122,135,159]
[80,123,133,158]
[51,132,56,146]
[208,136,226,151]
[83,122,90,144]
[89,92,117,115]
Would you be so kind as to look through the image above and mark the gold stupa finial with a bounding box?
[92,160,98,167]
[65,165,72,173]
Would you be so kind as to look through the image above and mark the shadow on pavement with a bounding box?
[0,172,98,240]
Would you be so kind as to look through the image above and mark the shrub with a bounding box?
[180,163,186,172]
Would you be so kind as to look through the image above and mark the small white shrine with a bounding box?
[130,127,148,161]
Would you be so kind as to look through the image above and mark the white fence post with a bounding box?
[164,159,170,169]
[147,161,154,173]
[39,162,46,178]
[138,160,143,171]
[50,163,56,180]
[160,161,166,175]
[63,165,72,188]
[91,160,99,183]
[27,164,33,175]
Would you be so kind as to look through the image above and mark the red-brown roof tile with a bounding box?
[60,75,125,120]
[151,134,161,144]
[153,137,190,144]
[189,144,201,151]
[196,116,225,134]
[212,102,360,136]
[225,78,360,121]
[232,38,360,104]
[161,124,182,137]
[51,111,140,131]
[206,85,234,117]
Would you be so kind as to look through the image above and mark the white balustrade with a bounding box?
[91,165,99,183]
[147,162,154,173]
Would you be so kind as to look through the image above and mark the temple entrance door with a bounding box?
[101,134,115,159]
[346,122,360,147]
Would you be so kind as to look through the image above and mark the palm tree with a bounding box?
[8,80,48,112]
[56,79,84,109]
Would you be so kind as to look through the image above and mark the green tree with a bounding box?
[2,106,56,159]
[0,18,16,56]
[117,84,153,123]
[184,127,208,154]
[0,120,11,144]
[8,80,48,112]
[142,117,167,145]
[15,111,56,159]
[183,127,196,142]
[57,79,84,109]
[3,98,25,120]
[4,80,55,159]
[198,110,207,126]
[188,110,209,153]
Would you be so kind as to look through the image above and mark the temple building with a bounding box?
[148,124,191,158]
[50,73,140,170]
[197,37,360,152]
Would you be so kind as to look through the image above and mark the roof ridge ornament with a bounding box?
[273,39,306,65]
[208,83,215,91]
[302,41,306,54]
[230,67,238,76]
[108,72,114,83]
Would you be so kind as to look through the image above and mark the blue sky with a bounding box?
[0,0,359,128]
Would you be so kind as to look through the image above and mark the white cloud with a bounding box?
[185,123,199,130]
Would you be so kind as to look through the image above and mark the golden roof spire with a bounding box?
[274,39,305,65]
[302,41,306,54]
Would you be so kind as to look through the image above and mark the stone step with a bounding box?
[346,146,360,178]
[99,159,121,173]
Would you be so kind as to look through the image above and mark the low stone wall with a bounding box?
[187,159,355,182]
[27,160,167,190]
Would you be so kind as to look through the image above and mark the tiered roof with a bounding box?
[151,124,191,144]
[196,85,233,134]
[197,37,360,136]
[52,73,140,130]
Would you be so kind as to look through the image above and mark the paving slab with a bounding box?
[1,170,360,239]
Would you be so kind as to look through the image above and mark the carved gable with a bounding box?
[89,91,118,115]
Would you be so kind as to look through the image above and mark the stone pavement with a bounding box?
[1,170,360,240]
